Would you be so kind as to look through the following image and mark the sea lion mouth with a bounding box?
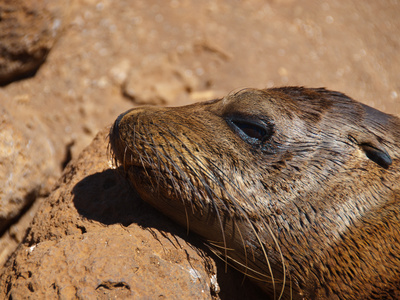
[125,166,174,199]
[109,120,199,202]
[127,164,186,195]
[109,139,189,187]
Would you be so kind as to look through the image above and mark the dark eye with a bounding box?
[227,117,273,146]
[231,120,266,141]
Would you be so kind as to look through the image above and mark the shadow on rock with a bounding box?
[72,167,178,229]
[73,168,140,225]
[71,166,209,250]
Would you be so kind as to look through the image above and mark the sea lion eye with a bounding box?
[232,120,266,140]
[227,118,273,145]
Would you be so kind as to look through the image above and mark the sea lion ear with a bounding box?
[350,134,392,169]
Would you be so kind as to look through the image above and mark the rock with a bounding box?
[0,0,69,85]
[0,105,57,235]
[122,55,200,106]
[0,128,265,299]
[0,196,43,271]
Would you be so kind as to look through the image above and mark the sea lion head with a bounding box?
[109,87,400,299]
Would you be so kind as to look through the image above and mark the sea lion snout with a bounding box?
[113,108,137,132]
[110,107,154,163]
[110,108,135,144]
[114,109,130,129]
[110,108,137,167]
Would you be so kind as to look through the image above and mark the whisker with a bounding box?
[153,123,284,289]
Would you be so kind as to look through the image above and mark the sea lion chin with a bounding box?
[109,87,400,299]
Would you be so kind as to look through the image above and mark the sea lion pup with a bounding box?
[109,87,400,299]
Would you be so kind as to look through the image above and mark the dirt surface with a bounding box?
[1,0,399,298]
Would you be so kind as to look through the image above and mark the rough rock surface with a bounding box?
[122,54,201,105]
[0,128,264,299]
[0,104,57,233]
[0,0,69,85]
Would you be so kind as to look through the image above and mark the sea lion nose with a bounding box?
[110,108,137,162]
[115,108,135,128]
[112,108,136,138]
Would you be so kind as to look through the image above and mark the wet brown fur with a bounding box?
[109,87,400,299]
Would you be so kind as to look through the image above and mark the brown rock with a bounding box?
[0,196,43,272]
[0,0,69,85]
[122,55,200,106]
[0,128,265,299]
[0,105,57,234]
